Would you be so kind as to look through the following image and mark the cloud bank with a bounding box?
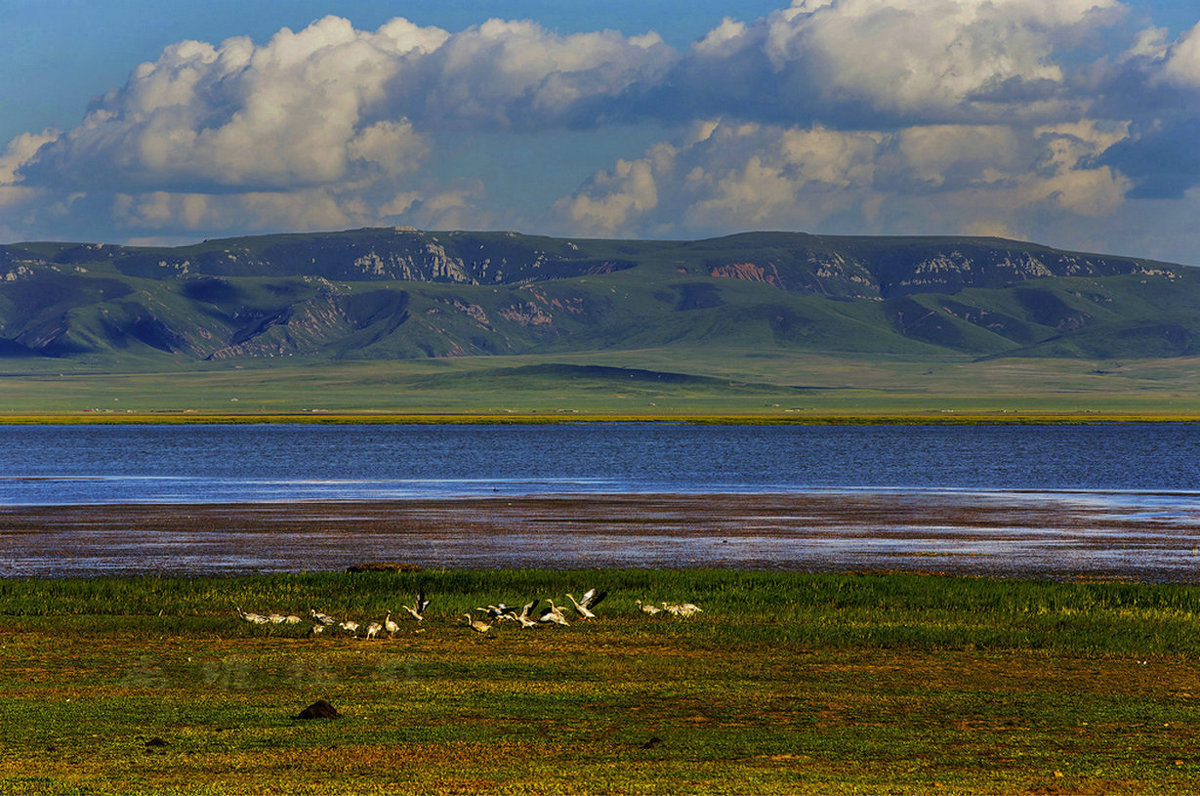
[3,1,1200,263]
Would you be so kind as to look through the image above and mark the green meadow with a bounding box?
[4,348,1200,420]
[3,570,1200,794]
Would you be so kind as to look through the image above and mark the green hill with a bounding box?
[1,228,1192,368]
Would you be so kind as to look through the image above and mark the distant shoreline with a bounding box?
[1,411,1198,425]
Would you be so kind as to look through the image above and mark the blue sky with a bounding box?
[3,0,1200,266]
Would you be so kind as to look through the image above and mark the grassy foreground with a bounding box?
[4,570,1200,794]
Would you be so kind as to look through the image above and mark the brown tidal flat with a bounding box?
[4,491,1200,580]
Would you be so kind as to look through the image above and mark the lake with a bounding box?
[2,422,1200,579]
[2,422,1199,503]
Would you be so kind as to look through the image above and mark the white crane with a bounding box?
[565,589,607,619]
[284,615,302,624]
[268,614,287,624]
[237,607,269,624]
[308,624,325,636]
[477,604,516,621]
[310,609,336,626]
[636,600,661,615]
[384,611,399,638]
[402,589,429,622]
[579,588,607,610]
[339,620,360,636]
[516,599,540,628]
[464,613,492,634]
[662,602,703,616]
[539,600,570,626]
[365,621,382,640]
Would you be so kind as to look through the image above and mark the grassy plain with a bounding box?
[3,570,1200,794]
[4,348,1200,420]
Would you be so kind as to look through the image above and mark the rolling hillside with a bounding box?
[0,228,1194,366]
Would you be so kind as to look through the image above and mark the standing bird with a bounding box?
[384,611,400,638]
[636,600,661,615]
[365,621,383,640]
[662,602,702,616]
[237,608,269,624]
[310,609,336,626]
[464,614,492,634]
[339,620,360,636]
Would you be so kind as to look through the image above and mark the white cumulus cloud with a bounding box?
[1,13,676,239]
[24,16,439,191]
[553,118,1134,241]
[1,2,1198,261]
[663,0,1124,125]
[1158,21,1200,86]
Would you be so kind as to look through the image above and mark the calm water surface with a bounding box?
[0,422,1198,504]
[4,423,1200,578]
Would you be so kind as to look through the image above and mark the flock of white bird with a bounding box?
[637,599,703,617]
[236,587,703,637]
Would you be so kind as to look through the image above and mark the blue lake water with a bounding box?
[4,423,1200,578]
[0,422,1197,505]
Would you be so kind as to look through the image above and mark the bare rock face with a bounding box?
[295,699,340,720]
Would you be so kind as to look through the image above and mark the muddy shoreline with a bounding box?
[3,492,1200,581]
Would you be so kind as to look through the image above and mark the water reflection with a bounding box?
[2,423,1200,579]
[4,491,1200,581]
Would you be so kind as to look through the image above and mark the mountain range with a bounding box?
[1,227,1195,365]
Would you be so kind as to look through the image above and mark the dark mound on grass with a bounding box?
[295,700,340,720]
